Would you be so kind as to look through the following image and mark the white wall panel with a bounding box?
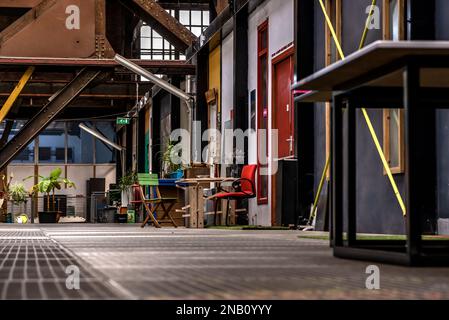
[247,0,294,226]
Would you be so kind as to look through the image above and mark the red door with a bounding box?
[273,53,294,158]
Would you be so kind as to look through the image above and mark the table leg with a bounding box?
[188,186,198,228]
[197,185,204,228]
[220,199,227,225]
[220,199,236,226]
[229,200,236,225]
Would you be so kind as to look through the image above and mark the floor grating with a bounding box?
[1,225,449,299]
[0,229,123,300]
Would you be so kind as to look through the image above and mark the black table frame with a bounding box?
[331,56,449,266]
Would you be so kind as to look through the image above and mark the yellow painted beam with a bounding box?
[0,66,35,123]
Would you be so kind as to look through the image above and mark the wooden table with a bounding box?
[175,177,235,228]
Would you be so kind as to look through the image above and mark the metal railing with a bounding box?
[3,195,87,223]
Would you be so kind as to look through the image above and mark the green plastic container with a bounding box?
[127,209,135,223]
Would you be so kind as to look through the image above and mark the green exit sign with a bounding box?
[117,117,130,125]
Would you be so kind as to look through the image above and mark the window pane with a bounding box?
[179,10,190,25]
[141,25,151,37]
[12,140,34,163]
[390,0,399,40]
[153,37,163,49]
[95,122,116,164]
[203,11,210,25]
[389,109,400,168]
[2,121,35,163]
[191,11,202,25]
[39,122,65,163]
[67,122,94,164]
[191,27,202,37]
[141,36,151,50]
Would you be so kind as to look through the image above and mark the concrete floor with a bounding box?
[1,224,449,300]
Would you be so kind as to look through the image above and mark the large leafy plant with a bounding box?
[27,168,76,211]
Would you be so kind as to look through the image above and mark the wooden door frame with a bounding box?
[270,46,295,225]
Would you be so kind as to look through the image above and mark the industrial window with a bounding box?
[140,9,210,61]
[38,122,65,163]
[67,121,94,164]
[94,122,117,164]
[0,121,35,163]
[0,121,115,165]
[382,0,405,174]
[38,121,116,165]
[257,20,269,205]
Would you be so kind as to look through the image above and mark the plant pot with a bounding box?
[5,213,13,224]
[121,188,133,207]
[115,213,128,224]
[167,169,184,179]
[38,211,61,224]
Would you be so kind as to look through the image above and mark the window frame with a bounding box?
[382,0,405,175]
[140,9,210,61]
[383,109,405,174]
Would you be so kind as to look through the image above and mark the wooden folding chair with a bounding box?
[134,173,178,228]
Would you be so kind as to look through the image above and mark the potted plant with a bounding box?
[0,173,13,223]
[9,182,28,223]
[118,171,137,208]
[159,140,184,179]
[27,168,76,223]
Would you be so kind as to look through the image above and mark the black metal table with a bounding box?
[294,41,449,266]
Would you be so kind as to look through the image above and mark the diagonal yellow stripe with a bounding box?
[0,66,35,123]
[316,0,406,216]
[317,0,345,59]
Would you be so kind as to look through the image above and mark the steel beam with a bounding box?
[0,121,13,149]
[0,68,102,171]
[0,56,194,68]
[0,66,34,123]
[233,5,248,164]
[119,0,196,51]
[0,57,196,75]
[0,81,152,98]
[0,0,58,48]
[9,106,129,121]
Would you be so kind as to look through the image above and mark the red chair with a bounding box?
[213,164,257,226]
